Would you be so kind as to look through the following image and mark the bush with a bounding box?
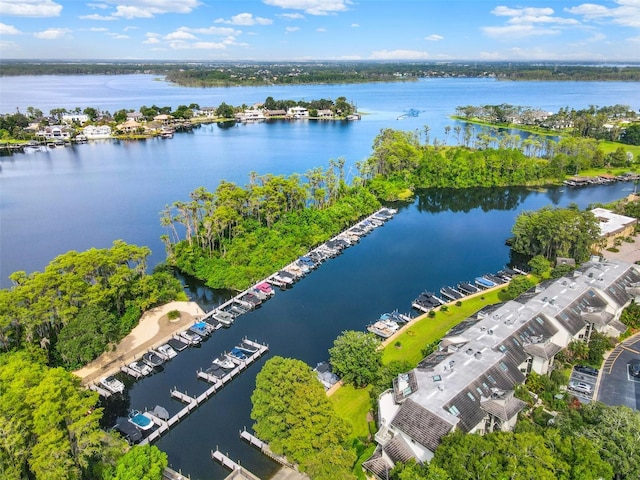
[167,309,181,320]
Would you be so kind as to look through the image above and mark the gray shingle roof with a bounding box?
[480,390,527,421]
[383,435,417,464]
[391,398,454,451]
[362,447,390,480]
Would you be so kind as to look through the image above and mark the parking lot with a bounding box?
[596,333,640,410]
[567,366,598,403]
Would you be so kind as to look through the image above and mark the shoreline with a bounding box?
[73,301,204,386]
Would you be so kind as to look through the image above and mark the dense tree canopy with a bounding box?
[250,357,352,475]
[510,205,600,262]
[0,240,187,368]
[0,351,125,480]
[329,330,382,387]
[108,445,167,480]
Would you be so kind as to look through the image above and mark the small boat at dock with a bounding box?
[167,337,189,352]
[157,343,177,359]
[100,375,125,394]
[128,410,154,431]
[212,310,235,326]
[457,282,480,295]
[189,321,213,337]
[440,286,464,301]
[212,354,235,370]
[128,360,153,376]
[255,282,275,296]
[227,347,248,362]
[475,276,496,289]
[179,330,202,345]
[142,350,165,368]
[236,341,259,354]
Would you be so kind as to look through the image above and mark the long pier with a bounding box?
[140,340,268,446]
[211,449,262,480]
[239,428,296,470]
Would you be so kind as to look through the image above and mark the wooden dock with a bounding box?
[239,428,296,469]
[211,449,262,480]
[89,383,112,398]
[140,340,268,446]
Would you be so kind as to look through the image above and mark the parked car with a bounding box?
[569,381,593,394]
[574,364,599,376]
[630,360,640,378]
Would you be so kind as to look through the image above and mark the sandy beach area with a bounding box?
[74,300,205,386]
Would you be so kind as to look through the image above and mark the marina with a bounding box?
[134,339,268,447]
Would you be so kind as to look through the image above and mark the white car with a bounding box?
[569,381,592,394]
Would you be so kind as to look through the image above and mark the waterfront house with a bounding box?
[36,125,71,140]
[286,106,309,118]
[62,113,89,124]
[153,114,173,126]
[364,257,639,478]
[126,111,144,121]
[197,107,217,118]
[118,119,142,134]
[265,109,287,118]
[591,207,637,250]
[316,109,334,119]
[236,109,266,123]
[83,125,112,139]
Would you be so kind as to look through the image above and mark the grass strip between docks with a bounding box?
[330,289,503,442]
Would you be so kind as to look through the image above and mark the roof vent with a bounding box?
[466,348,474,355]
[474,351,482,359]
[488,329,494,335]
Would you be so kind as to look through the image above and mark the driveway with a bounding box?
[596,333,640,410]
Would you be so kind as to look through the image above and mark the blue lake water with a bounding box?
[1,75,640,478]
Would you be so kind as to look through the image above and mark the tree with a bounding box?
[216,102,235,119]
[250,357,351,469]
[528,255,551,276]
[502,275,535,300]
[83,107,99,122]
[619,124,640,146]
[110,445,167,480]
[329,331,382,387]
[558,402,640,479]
[303,445,357,480]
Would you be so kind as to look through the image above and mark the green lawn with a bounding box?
[331,289,504,441]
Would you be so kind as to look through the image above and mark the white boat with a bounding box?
[212,354,235,370]
[156,343,177,359]
[212,310,234,326]
[100,375,125,394]
[128,410,154,431]
[179,330,202,345]
[128,360,153,376]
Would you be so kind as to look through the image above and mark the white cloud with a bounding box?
[181,26,239,36]
[277,12,304,19]
[425,34,443,41]
[87,2,109,8]
[165,30,196,40]
[492,6,555,17]
[215,13,272,25]
[370,49,430,60]
[0,0,62,17]
[107,32,129,39]
[143,32,161,43]
[285,26,299,32]
[567,0,640,28]
[316,27,326,32]
[89,27,109,31]
[123,25,138,31]
[351,23,359,27]
[0,23,22,35]
[34,27,71,39]
[483,24,560,38]
[263,0,349,16]
[79,13,117,20]
[108,0,201,18]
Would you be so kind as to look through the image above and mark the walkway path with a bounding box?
[74,301,205,385]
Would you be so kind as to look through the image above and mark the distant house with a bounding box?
[316,109,334,119]
[153,114,173,126]
[265,109,286,118]
[591,207,637,249]
[286,106,309,118]
[36,125,71,139]
[236,109,266,122]
[197,107,217,118]
[62,113,89,124]
[83,125,112,139]
[126,112,144,121]
[118,119,142,133]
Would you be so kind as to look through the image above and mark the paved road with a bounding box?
[597,333,640,410]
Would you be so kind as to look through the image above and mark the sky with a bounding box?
[0,0,639,61]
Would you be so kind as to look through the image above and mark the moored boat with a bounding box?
[212,310,234,326]
[227,347,248,362]
[367,319,399,338]
[179,329,202,345]
[189,321,212,337]
[475,276,496,289]
[167,337,189,352]
[128,360,153,376]
[128,410,154,431]
[100,375,125,394]
[142,350,165,368]
[236,341,259,354]
[157,343,177,359]
[212,354,235,370]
